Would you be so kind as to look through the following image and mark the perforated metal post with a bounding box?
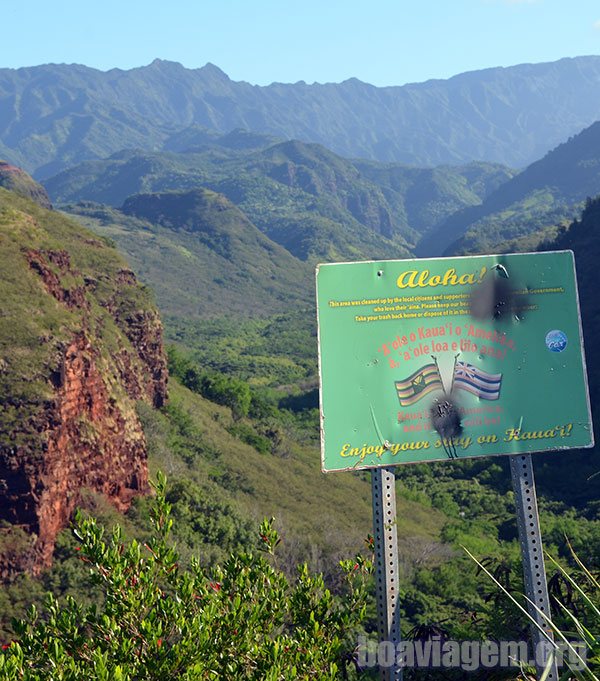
[371,467,402,681]
[509,453,558,680]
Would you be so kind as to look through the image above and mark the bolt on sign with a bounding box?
[316,251,594,472]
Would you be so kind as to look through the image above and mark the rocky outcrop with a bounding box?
[25,249,88,309]
[0,187,168,577]
[33,333,150,569]
[0,161,52,209]
[99,269,168,409]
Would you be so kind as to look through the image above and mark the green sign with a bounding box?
[316,251,594,472]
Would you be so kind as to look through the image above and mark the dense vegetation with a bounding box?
[0,475,372,680]
[2,347,598,677]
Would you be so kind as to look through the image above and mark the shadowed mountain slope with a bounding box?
[417,120,600,256]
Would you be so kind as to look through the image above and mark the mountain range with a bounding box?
[46,135,516,264]
[44,117,600,269]
[4,56,600,177]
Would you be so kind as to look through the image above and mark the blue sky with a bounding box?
[4,0,600,86]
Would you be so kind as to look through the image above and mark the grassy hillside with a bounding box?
[0,183,172,589]
[4,359,598,647]
[0,371,455,639]
[65,192,312,319]
[2,183,600,662]
[0,160,52,209]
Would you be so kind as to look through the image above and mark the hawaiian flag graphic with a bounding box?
[395,363,444,407]
[453,361,502,400]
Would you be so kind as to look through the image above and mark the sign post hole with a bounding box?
[316,251,593,679]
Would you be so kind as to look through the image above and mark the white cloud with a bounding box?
[594,20,600,30]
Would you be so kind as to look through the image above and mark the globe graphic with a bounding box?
[545,329,568,353]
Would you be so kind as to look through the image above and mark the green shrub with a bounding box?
[167,347,252,420]
[226,422,272,455]
[0,473,371,680]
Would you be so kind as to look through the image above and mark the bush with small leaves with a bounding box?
[0,473,371,680]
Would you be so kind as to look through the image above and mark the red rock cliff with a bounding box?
[0,190,168,578]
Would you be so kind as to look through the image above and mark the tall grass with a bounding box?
[466,544,599,680]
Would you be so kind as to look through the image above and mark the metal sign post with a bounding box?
[509,453,558,680]
[371,467,402,680]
